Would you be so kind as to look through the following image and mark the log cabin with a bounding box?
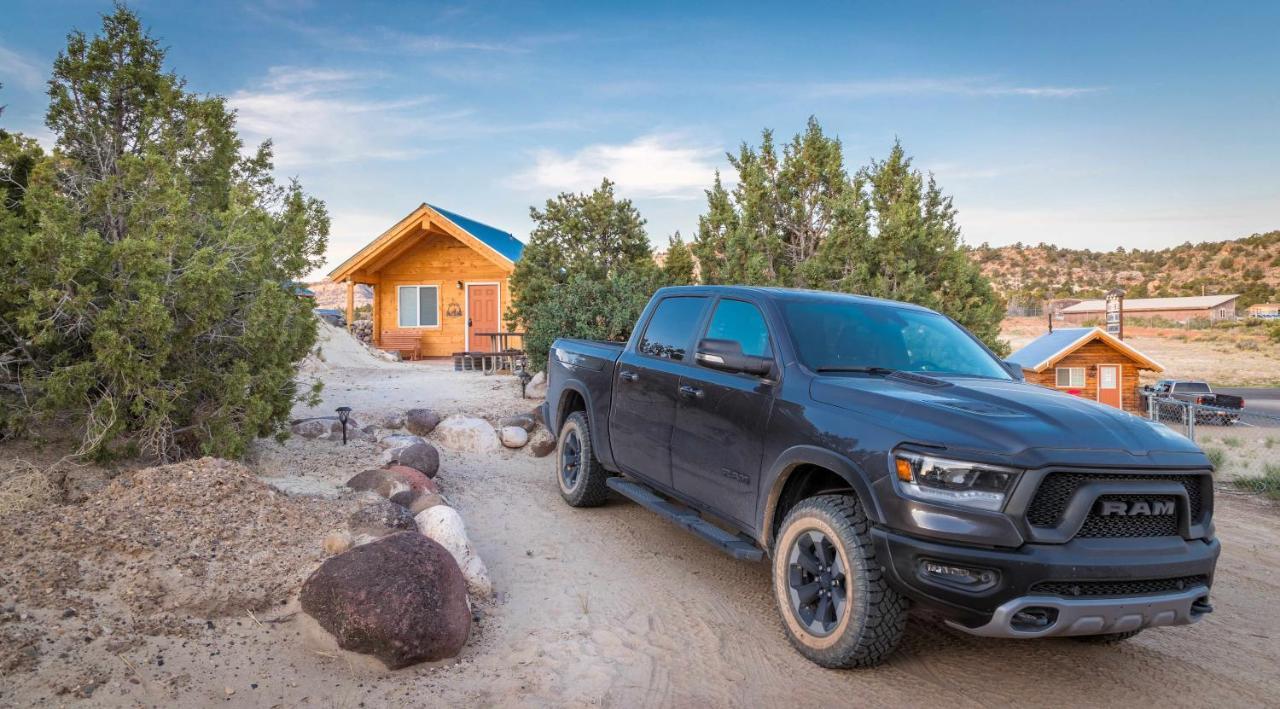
[1006,327,1163,415]
[327,203,524,359]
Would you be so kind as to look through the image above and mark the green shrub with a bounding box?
[1203,448,1226,468]
[1232,464,1280,501]
[0,8,326,460]
[1222,436,1243,447]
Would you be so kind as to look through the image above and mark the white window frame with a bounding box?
[396,285,441,329]
[1056,367,1085,387]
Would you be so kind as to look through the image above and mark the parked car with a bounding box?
[313,308,346,328]
[1140,380,1244,425]
[542,286,1218,668]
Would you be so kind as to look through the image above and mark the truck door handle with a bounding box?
[679,384,703,400]
[619,370,639,382]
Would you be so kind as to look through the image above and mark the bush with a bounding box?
[1232,464,1280,501]
[0,8,326,460]
[1203,448,1226,468]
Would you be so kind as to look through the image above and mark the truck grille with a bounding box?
[1030,575,1209,598]
[1075,495,1180,538]
[1027,471,1204,537]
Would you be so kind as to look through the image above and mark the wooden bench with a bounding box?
[379,331,422,361]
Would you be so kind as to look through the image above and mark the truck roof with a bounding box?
[651,285,935,312]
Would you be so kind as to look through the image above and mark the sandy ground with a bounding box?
[4,326,1280,707]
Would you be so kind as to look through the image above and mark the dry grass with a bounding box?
[0,461,59,515]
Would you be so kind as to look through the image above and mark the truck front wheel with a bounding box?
[772,495,908,668]
[556,411,609,507]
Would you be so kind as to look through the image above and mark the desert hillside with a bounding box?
[308,280,373,312]
[970,230,1280,307]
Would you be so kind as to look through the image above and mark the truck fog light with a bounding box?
[919,560,998,592]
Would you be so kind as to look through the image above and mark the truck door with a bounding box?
[671,298,776,528]
[609,296,710,490]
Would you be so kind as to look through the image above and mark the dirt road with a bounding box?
[6,348,1279,707]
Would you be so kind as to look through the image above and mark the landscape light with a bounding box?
[336,406,352,445]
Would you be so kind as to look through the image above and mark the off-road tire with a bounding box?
[1070,629,1143,644]
[556,411,609,507]
[772,494,908,668]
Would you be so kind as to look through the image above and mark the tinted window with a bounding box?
[705,299,771,358]
[1175,382,1211,393]
[782,298,1011,380]
[638,297,707,360]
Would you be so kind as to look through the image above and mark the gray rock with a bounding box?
[499,414,536,433]
[378,433,427,450]
[346,469,411,499]
[291,419,328,439]
[381,442,440,478]
[500,426,529,449]
[405,408,442,436]
[348,498,418,537]
[378,412,406,430]
[528,428,556,457]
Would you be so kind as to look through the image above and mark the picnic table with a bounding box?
[475,331,526,375]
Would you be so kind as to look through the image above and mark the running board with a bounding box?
[606,477,764,561]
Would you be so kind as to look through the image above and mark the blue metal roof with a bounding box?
[1006,328,1094,369]
[428,203,525,263]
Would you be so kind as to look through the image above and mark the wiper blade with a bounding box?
[814,366,897,375]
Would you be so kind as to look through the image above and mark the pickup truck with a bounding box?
[541,286,1218,668]
[1140,380,1244,425]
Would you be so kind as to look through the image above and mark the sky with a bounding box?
[2,1,1278,279]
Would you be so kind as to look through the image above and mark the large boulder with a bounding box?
[405,409,442,436]
[528,428,556,458]
[377,412,406,430]
[433,416,500,454]
[291,419,328,439]
[415,506,492,598]
[348,498,418,537]
[300,532,471,668]
[384,465,440,494]
[379,442,440,478]
[378,433,427,450]
[500,426,529,449]
[498,414,536,433]
[346,469,411,499]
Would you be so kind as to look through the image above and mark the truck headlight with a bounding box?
[892,452,1020,511]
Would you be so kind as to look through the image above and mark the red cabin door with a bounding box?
[467,284,500,352]
[1098,365,1121,408]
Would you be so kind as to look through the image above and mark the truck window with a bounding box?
[638,297,708,361]
[782,298,1011,380]
[1174,382,1211,394]
[704,299,771,358]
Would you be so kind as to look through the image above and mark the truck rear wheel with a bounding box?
[556,411,609,507]
[771,495,907,668]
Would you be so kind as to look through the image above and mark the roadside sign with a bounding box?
[1105,290,1124,339]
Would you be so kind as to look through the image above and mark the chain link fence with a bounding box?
[1145,394,1280,501]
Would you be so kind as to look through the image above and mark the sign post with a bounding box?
[1105,289,1124,340]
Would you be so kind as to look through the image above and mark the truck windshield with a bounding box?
[782,299,1011,380]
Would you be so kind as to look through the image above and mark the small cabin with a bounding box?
[1006,327,1163,415]
[327,203,525,359]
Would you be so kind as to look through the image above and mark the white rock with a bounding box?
[432,416,500,454]
[378,433,427,450]
[500,426,529,448]
[415,505,492,598]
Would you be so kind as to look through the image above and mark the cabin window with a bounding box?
[397,285,440,328]
[1055,367,1085,387]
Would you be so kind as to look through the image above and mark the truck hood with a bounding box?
[811,374,1206,467]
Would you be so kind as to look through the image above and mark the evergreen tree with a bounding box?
[509,179,658,371]
[661,232,697,285]
[0,6,328,459]
[694,119,1007,354]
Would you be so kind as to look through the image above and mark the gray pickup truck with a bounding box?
[541,286,1218,668]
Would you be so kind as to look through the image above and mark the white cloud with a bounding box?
[516,134,726,200]
[313,209,405,278]
[0,44,46,91]
[803,77,1100,99]
[229,66,467,168]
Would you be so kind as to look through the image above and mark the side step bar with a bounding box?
[606,477,764,561]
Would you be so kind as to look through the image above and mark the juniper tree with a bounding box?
[661,232,697,286]
[0,6,328,459]
[508,179,657,371]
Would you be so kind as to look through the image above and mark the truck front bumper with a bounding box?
[871,527,1220,637]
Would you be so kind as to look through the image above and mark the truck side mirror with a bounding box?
[695,338,773,377]
[1003,361,1025,381]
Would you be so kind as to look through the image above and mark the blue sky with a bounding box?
[2,1,1277,278]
